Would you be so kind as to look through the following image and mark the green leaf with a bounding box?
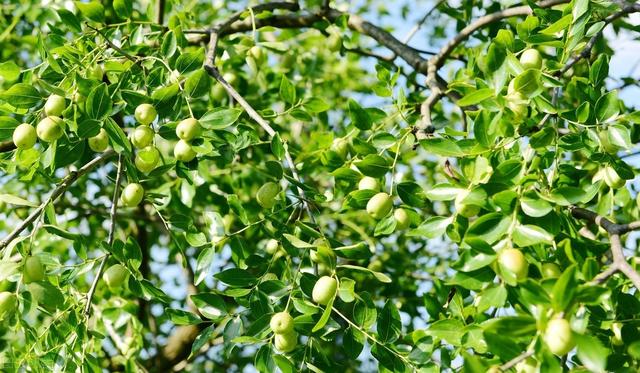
[396,182,427,207]
[0,194,37,207]
[426,319,465,345]
[513,69,542,97]
[0,61,21,82]
[354,154,390,178]
[377,300,401,343]
[113,0,133,19]
[424,184,462,201]
[312,296,334,332]
[175,48,205,74]
[420,138,464,157]
[595,91,619,123]
[56,9,82,33]
[575,334,608,373]
[184,69,211,98]
[85,84,112,119]
[0,83,41,109]
[551,265,576,312]
[165,308,202,325]
[271,133,284,160]
[74,1,105,22]
[512,224,553,247]
[407,216,453,238]
[520,196,552,217]
[214,268,258,287]
[200,108,243,129]
[190,293,227,320]
[348,99,371,130]
[457,88,494,107]
[279,75,296,104]
[339,264,391,283]
[303,97,330,113]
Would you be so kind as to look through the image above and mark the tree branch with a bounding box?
[499,350,534,371]
[0,140,16,153]
[416,0,569,138]
[0,150,116,252]
[84,154,124,317]
[569,206,640,289]
[557,2,640,76]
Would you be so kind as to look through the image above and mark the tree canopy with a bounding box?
[1,0,640,372]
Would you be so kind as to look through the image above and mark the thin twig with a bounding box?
[85,23,139,64]
[84,154,124,317]
[499,350,534,371]
[0,150,116,252]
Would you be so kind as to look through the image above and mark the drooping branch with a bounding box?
[0,149,116,252]
[84,154,124,317]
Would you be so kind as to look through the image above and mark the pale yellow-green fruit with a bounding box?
[88,64,104,81]
[0,292,17,320]
[274,331,297,353]
[498,248,528,281]
[394,209,410,230]
[327,33,342,52]
[544,318,575,355]
[257,182,280,209]
[312,276,337,305]
[13,123,37,149]
[174,139,197,162]
[23,256,45,284]
[135,146,160,173]
[506,80,528,117]
[248,45,265,64]
[515,358,537,373]
[176,118,202,141]
[331,138,350,159]
[134,103,157,125]
[519,48,542,70]
[131,125,155,149]
[270,311,294,334]
[104,264,129,290]
[265,239,280,254]
[358,176,380,191]
[88,128,109,152]
[36,116,64,142]
[121,183,144,207]
[541,262,562,279]
[366,192,393,219]
[44,94,66,117]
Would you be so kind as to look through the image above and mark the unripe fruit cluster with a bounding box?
[174,118,201,163]
[270,311,297,353]
[130,104,162,173]
[505,48,543,118]
[362,185,411,230]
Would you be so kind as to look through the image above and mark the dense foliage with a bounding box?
[1,0,640,372]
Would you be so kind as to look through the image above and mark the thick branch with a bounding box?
[0,150,116,251]
[569,206,640,289]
